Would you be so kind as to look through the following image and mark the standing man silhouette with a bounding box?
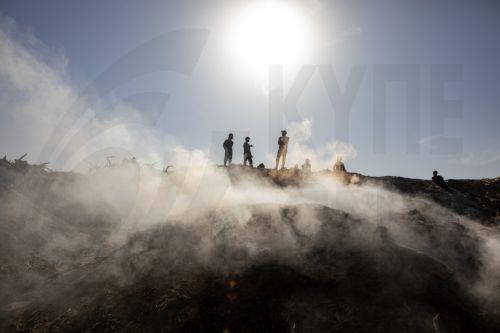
[223,133,234,166]
[275,130,289,170]
[243,136,253,167]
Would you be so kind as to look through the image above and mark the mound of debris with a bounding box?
[359,174,500,225]
[0,161,499,332]
[3,203,498,332]
[225,164,500,225]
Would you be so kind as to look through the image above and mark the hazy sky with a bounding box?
[1,0,499,178]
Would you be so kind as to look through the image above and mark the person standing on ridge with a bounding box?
[223,133,234,166]
[243,136,253,167]
[275,130,289,170]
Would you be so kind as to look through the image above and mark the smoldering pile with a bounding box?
[0,160,499,332]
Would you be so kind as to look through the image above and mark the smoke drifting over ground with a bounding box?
[1,15,500,332]
[1,157,500,331]
[265,119,357,170]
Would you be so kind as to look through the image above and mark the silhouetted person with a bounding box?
[275,130,289,170]
[432,170,448,190]
[302,158,311,172]
[333,156,346,173]
[223,133,234,166]
[243,137,253,167]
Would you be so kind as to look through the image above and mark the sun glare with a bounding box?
[227,2,310,79]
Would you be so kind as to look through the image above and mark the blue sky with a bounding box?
[1,0,499,178]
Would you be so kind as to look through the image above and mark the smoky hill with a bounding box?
[0,162,499,332]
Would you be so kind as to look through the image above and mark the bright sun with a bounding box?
[227,2,310,77]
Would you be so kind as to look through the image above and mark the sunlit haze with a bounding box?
[1,0,499,179]
[1,1,500,331]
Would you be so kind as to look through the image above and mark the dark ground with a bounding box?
[0,162,499,332]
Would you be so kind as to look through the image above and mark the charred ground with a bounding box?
[0,160,499,332]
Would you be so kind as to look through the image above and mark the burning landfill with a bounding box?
[0,153,499,332]
[1,3,500,331]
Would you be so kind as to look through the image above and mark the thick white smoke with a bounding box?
[265,118,357,170]
[1,15,500,319]
[0,16,177,171]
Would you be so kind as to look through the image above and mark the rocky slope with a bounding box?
[0,163,499,332]
[362,175,500,225]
